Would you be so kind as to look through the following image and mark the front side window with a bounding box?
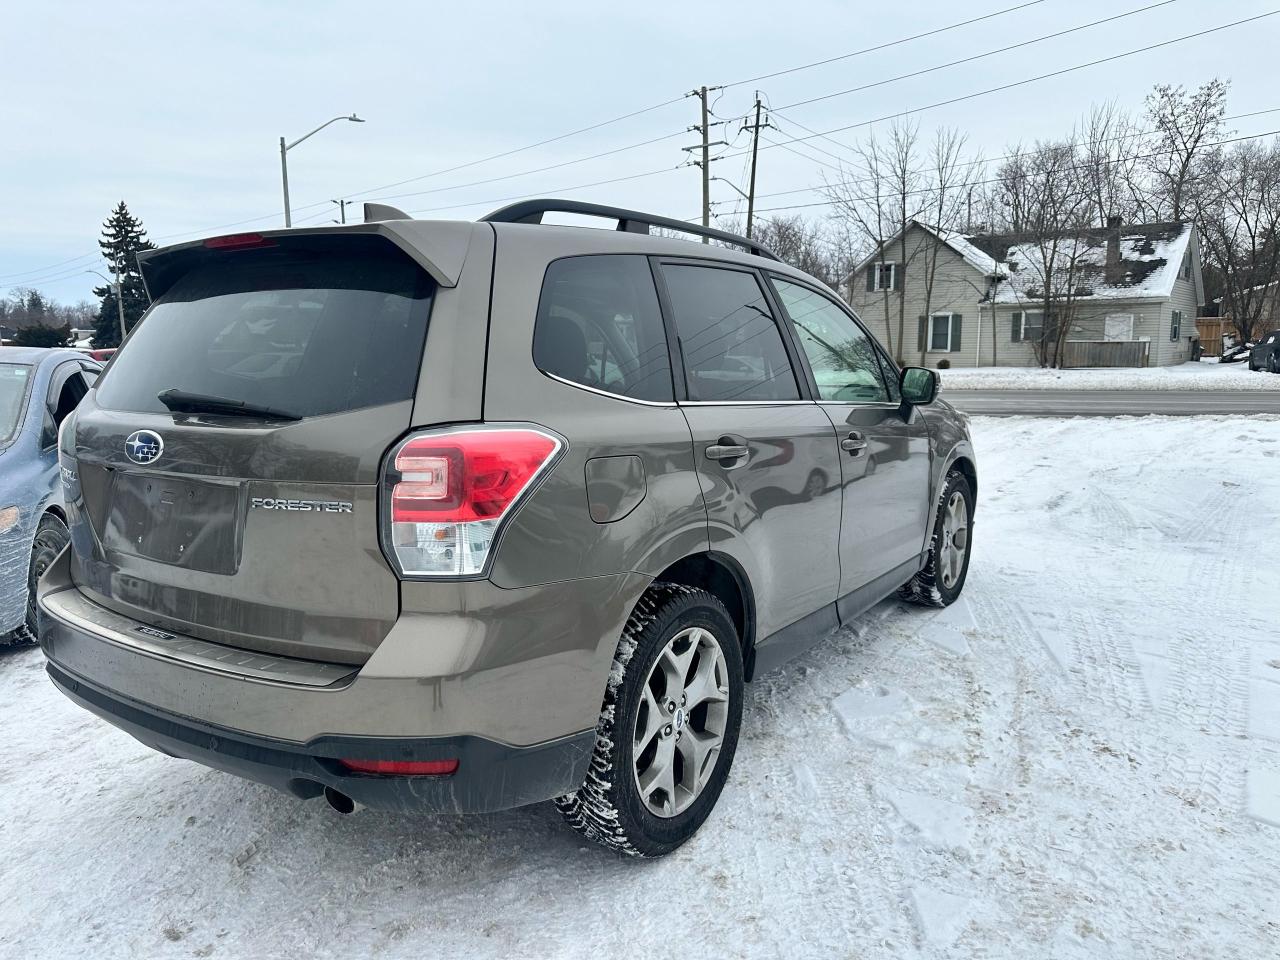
[772,278,888,403]
[533,255,673,402]
[1170,309,1183,341]
[95,245,433,420]
[661,264,799,402]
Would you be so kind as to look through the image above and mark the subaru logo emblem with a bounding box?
[125,430,163,465]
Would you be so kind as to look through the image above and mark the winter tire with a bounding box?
[3,513,68,647]
[899,469,973,608]
[556,583,744,858]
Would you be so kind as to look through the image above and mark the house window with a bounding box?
[872,262,897,292]
[1170,309,1182,341]
[1012,310,1044,342]
[1180,253,1192,281]
[930,314,953,351]
[925,313,961,353]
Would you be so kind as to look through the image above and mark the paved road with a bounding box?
[944,388,1280,416]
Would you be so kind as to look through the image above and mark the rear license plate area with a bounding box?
[103,473,242,575]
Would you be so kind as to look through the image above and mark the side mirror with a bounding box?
[900,366,938,405]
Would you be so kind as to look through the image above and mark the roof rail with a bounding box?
[479,199,780,262]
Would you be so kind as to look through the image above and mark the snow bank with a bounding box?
[941,360,1280,391]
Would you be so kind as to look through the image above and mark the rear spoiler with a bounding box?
[136,220,482,301]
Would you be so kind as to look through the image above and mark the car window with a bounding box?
[94,249,433,419]
[533,255,673,402]
[0,363,33,442]
[660,264,799,402]
[50,367,89,429]
[770,277,889,404]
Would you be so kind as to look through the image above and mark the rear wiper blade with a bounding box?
[156,388,301,422]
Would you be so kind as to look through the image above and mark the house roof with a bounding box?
[851,219,1195,304]
[966,221,1194,304]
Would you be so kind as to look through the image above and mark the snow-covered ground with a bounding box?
[941,360,1280,391]
[3,415,1280,959]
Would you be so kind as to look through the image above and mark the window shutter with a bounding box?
[1011,312,1022,342]
[866,266,876,292]
[892,263,900,291]
[951,314,963,353]
[918,315,927,353]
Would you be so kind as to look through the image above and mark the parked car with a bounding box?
[0,348,100,645]
[1248,329,1280,372]
[38,200,976,857]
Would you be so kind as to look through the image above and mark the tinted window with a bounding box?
[533,255,673,402]
[95,251,432,419]
[0,363,33,442]
[662,264,799,402]
[772,278,888,403]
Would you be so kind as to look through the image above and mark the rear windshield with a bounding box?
[0,363,33,442]
[95,250,433,419]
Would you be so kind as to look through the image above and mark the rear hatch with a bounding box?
[65,233,438,665]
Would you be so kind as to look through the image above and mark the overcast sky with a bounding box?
[3,0,1277,306]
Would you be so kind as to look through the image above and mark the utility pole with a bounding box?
[742,93,773,239]
[112,264,126,343]
[331,198,347,224]
[683,87,726,242]
[699,86,710,238]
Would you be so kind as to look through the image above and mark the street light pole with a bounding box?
[280,136,293,228]
[279,113,365,227]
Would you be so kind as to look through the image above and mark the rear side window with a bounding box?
[661,264,799,402]
[533,255,673,403]
[95,250,433,419]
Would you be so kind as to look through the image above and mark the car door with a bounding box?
[655,258,842,647]
[767,277,932,610]
[40,360,92,505]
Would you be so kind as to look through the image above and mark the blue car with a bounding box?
[1,348,101,644]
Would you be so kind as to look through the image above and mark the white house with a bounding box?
[847,217,1204,368]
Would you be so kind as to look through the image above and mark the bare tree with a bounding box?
[915,127,984,365]
[1197,138,1280,345]
[823,119,928,362]
[1000,140,1094,367]
[1144,79,1230,221]
[1079,101,1146,226]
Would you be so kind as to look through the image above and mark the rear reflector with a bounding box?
[338,758,459,776]
[203,232,276,250]
[382,427,562,577]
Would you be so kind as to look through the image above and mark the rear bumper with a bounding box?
[46,661,594,813]
[37,548,650,812]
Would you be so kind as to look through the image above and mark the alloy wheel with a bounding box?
[632,626,730,818]
[939,490,970,589]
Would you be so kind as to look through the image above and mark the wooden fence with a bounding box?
[1194,318,1240,356]
[1060,340,1151,368]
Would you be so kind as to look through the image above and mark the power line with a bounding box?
[728,106,1280,206]
[774,0,1179,113]
[743,127,1280,216]
[720,12,1280,166]
[339,97,690,202]
[719,0,1046,88]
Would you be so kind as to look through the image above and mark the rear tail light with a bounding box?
[381,426,562,577]
[339,758,459,776]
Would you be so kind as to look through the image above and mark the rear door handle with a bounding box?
[705,436,750,465]
[841,432,868,455]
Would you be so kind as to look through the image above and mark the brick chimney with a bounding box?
[1105,215,1124,285]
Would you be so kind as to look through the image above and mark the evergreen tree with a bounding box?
[14,323,71,348]
[92,201,154,347]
